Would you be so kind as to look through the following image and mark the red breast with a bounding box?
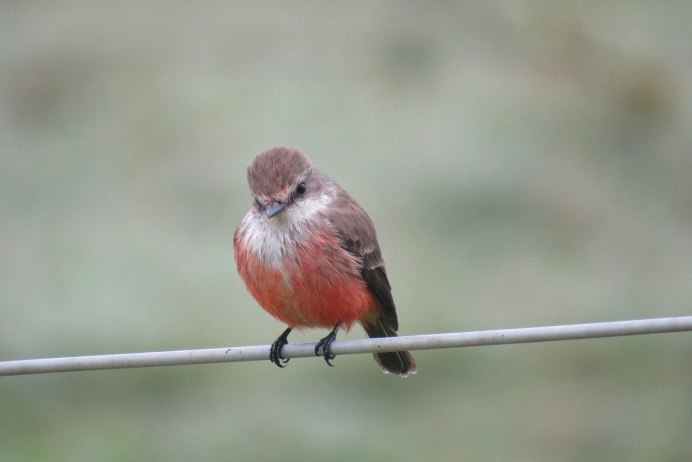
[234,224,376,329]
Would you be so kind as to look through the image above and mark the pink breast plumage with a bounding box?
[235,227,375,329]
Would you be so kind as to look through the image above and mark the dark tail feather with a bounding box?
[363,319,416,377]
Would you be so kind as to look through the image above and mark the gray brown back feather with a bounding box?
[327,182,399,332]
[328,179,416,376]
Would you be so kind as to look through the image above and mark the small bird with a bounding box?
[234,147,416,376]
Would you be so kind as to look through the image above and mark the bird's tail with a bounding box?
[362,319,416,377]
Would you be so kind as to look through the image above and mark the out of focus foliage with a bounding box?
[1,2,690,461]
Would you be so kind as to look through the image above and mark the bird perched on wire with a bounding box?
[234,146,416,376]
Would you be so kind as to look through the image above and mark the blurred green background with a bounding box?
[1,2,690,461]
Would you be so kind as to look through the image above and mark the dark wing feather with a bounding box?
[328,187,399,331]
[360,248,398,330]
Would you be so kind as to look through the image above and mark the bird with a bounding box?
[233,146,416,376]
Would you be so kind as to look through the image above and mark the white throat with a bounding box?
[240,192,333,267]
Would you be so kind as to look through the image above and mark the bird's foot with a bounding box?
[315,324,341,367]
[270,327,293,368]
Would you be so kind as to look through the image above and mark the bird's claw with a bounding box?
[314,341,336,366]
[270,341,289,368]
[270,327,292,368]
[315,324,340,367]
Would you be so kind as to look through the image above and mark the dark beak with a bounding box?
[266,201,287,219]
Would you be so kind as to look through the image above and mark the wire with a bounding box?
[1,316,690,376]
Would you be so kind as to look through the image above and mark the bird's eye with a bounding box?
[295,182,306,196]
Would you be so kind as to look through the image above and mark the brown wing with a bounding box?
[359,247,398,330]
[328,187,399,331]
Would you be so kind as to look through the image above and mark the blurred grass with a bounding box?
[1,2,691,461]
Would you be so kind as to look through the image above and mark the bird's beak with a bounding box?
[266,201,287,219]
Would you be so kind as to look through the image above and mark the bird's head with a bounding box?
[247,146,326,220]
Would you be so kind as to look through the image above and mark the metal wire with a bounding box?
[1,316,690,376]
